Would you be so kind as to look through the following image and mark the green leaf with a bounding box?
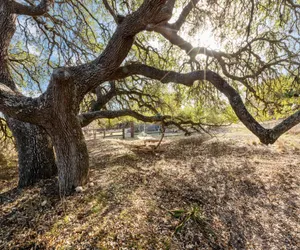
[169,209,186,218]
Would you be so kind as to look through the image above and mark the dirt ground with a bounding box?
[0,124,299,249]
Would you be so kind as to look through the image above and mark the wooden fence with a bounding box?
[82,123,181,141]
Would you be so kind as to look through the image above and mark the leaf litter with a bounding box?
[0,124,299,249]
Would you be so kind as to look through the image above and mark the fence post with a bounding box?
[93,129,96,141]
[122,124,125,139]
[130,121,134,138]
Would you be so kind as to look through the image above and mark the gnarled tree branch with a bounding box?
[79,109,170,128]
[70,0,171,99]
[170,0,200,30]
[110,64,300,144]
[0,83,42,124]
[10,0,54,16]
[78,108,209,136]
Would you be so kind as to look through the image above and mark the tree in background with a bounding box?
[0,0,299,194]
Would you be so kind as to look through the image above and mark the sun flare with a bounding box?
[183,28,221,51]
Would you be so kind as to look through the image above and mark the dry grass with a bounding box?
[0,142,17,193]
[0,126,300,249]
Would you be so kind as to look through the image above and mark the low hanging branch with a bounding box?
[111,64,300,144]
[80,79,211,136]
[78,108,209,136]
[78,109,170,127]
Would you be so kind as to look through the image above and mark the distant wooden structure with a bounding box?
[82,121,181,142]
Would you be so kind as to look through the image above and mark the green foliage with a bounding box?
[247,76,300,120]
[168,205,215,238]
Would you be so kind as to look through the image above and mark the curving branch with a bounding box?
[79,109,171,128]
[146,0,299,108]
[110,64,300,144]
[78,108,209,136]
[148,20,299,110]
[10,0,54,16]
[170,0,200,30]
[285,0,300,9]
[0,83,42,124]
[149,24,230,60]
[102,0,118,23]
[69,0,171,99]
[91,82,117,111]
[87,80,163,112]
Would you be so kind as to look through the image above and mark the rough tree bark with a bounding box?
[0,0,56,188]
[48,119,89,195]
[42,68,89,195]
[7,118,57,187]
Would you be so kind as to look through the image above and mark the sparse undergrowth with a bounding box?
[0,125,300,249]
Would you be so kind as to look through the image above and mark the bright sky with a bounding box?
[188,28,221,50]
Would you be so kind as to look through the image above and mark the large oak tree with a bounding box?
[0,0,299,195]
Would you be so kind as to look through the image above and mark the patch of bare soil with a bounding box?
[0,127,299,249]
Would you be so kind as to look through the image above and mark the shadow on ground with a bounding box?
[0,133,299,249]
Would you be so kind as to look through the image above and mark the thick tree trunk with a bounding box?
[0,2,57,188]
[48,116,89,195]
[44,69,89,195]
[6,118,57,187]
